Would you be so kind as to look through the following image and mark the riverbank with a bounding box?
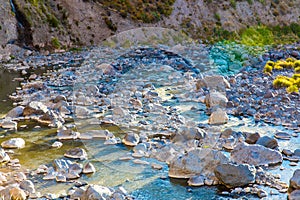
[0,42,299,199]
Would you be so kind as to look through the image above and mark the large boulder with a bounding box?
[204,92,228,108]
[169,148,229,179]
[289,169,300,191]
[214,163,256,188]
[289,190,300,200]
[209,108,229,125]
[231,142,282,166]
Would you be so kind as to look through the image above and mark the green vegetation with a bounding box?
[97,0,175,23]
[51,37,60,49]
[241,26,274,46]
[266,59,300,93]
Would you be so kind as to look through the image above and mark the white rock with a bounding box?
[1,138,25,149]
[209,108,229,125]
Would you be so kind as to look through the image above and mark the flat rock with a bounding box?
[1,119,17,130]
[169,148,229,179]
[231,142,282,166]
[214,163,256,188]
[64,147,87,160]
[1,138,25,149]
[57,128,80,140]
[275,132,291,140]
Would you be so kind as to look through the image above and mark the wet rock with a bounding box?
[1,119,17,130]
[214,163,256,188]
[122,133,140,146]
[275,132,291,140]
[64,148,87,160]
[80,130,112,140]
[256,136,278,149]
[1,138,25,149]
[53,159,73,173]
[244,132,260,144]
[289,190,300,200]
[83,162,96,174]
[169,148,229,179]
[289,169,300,191]
[6,106,24,118]
[51,141,63,148]
[205,92,228,108]
[282,149,293,156]
[0,148,10,162]
[188,175,205,186]
[209,108,228,125]
[68,163,83,176]
[84,185,113,200]
[231,142,282,166]
[57,128,80,140]
[23,101,48,116]
[20,180,36,194]
[56,174,67,182]
[151,163,163,170]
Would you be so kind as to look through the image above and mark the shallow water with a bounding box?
[0,45,298,200]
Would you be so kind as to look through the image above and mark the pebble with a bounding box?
[290,162,298,166]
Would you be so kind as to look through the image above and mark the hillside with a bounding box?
[1,0,300,50]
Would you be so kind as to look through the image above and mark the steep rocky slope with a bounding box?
[2,0,300,50]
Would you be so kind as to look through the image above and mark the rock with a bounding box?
[20,180,36,194]
[122,133,140,146]
[151,163,163,170]
[1,138,25,149]
[1,119,17,130]
[51,141,63,148]
[9,187,27,200]
[83,162,96,174]
[275,132,291,140]
[289,190,300,200]
[289,169,300,191]
[294,149,300,157]
[64,147,87,160]
[256,136,278,149]
[169,148,229,179]
[0,148,10,162]
[244,132,260,144]
[196,75,230,92]
[68,163,83,176]
[84,185,113,200]
[53,159,73,173]
[53,95,67,103]
[214,163,256,188]
[282,149,293,156]
[6,106,24,118]
[231,142,282,166]
[57,128,80,140]
[257,189,268,198]
[23,101,48,116]
[204,92,228,108]
[56,174,67,182]
[188,175,205,186]
[80,130,112,140]
[95,63,116,75]
[209,108,229,125]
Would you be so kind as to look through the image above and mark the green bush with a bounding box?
[241,26,274,46]
[51,37,60,49]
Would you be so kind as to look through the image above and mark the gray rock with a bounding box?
[1,119,17,130]
[1,138,25,149]
[289,169,300,191]
[231,142,282,166]
[57,128,80,140]
[0,148,10,162]
[6,106,24,118]
[289,190,300,200]
[122,133,140,146]
[257,189,268,198]
[275,132,291,140]
[205,92,228,108]
[214,163,256,188]
[53,159,73,173]
[83,185,113,200]
[256,136,278,149]
[23,101,48,116]
[68,163,83,176]
[209,108,229,125]
[64,147,87,160]
[169,148,229,179]
[188,175,205,186]
[196,75,230,92]
[20,180,36,194]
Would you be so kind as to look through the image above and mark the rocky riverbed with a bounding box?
[0,41,299,199]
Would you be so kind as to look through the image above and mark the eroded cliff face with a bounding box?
[3,0,300,50]
[0,0,17,47]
